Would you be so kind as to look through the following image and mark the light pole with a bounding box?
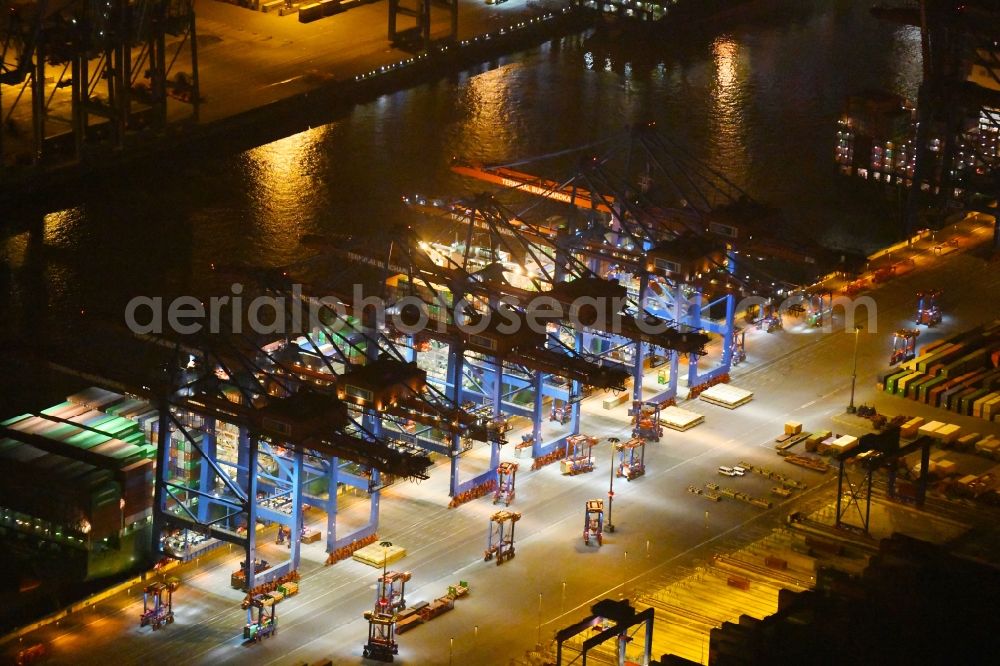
[606,437,620,532]
[536,593,543,647]
[847,324,863,413]
[379,540,392,582]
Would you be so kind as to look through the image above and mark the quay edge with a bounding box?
[0,8,591,208]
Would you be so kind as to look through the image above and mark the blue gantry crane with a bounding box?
[299,229,633,498]
[447,127,866,403]
[42,310,433,606]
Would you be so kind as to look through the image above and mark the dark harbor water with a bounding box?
[0,0,922,411]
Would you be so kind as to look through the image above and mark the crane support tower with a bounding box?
[244,594,277,643]
[916,289,942,326]
[632,402,663,442]
[0,0,201,166]
[388,0,458,52]
[139,580,177,629]
[363,570,411,662]
[616,438,646,481]
[484,510,520,564]
[891,329,920,365]
[731,327,747,365]
[493,461,518,506]
[560,434,598,475]
[584,499,604,546]
[555,599,654,666]
[834,430,933,534]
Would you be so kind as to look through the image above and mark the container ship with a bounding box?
[573,0,767,27]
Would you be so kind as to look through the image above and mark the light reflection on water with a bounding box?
[710,35,749,186]
[242,128,331,264]
[458,63,522,166]
[2,231,29,272]
[891,24,923,102]
[42,208,84,248]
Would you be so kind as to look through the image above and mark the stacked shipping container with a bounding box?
[881,320,1000,421]
[0,388,162,578]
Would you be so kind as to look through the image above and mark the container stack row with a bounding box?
[0,387,163,548]
[881,320,1000,421]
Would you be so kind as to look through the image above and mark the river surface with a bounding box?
[0,0,922,410]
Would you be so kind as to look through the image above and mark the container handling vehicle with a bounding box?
[584,499,604,546]
[493,461,518,506]
[244,594,277,643]
[139,580,178,630]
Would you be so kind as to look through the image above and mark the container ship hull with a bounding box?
[579,0,770,31]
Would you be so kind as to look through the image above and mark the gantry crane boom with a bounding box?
[450,162,616,213]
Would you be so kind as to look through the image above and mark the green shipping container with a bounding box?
[917,375,943,400]
[960,388,989,416]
